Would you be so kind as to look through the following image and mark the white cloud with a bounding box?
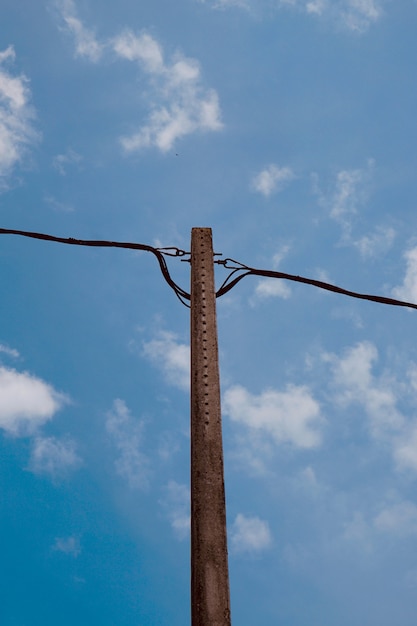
[252,164,295,197]
[53,6,222,151]
[327,166,369,225]
[142,331,190,391]
[314,162,395,258]
[353,225,396,258]
[0,366,67,436]
[106,399,150,489]
[0,46,38,188]
[0,344,19,359]
[272,246,291,268]
[231,513,272,553]
[252,245,292,301]
[160,480,190,540]
[199,0,384,31]
[394,424,417,473]
[374,501,417,537]
[328,343,417,474]
[341,0,383,33]
[52,148,82,175]
[53,535,81,557]
[29,436,82,479]
[113,30,223,152]
[223,383,322,449]
[55,0,103,62]
[328,341,404,439]
[392,247,417,304]
[254,279,291,300]
[306,0,326,15]
[112,30,164,73]
[44,195,74,212]
[198,0,251,9]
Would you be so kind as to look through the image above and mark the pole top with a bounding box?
[191,227,212,233]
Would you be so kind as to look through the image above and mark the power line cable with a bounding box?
[1,227,416,311]
[215,257,417,311]
[0,227,190,304]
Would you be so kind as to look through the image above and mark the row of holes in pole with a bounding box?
[200,239,210,424]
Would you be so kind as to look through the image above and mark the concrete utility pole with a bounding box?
[190,228,231,626]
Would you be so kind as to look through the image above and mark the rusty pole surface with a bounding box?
[190,228,231,626]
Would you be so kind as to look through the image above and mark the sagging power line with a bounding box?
[1,226,416,312]
[1,224,416,626]
[0,227,190,304]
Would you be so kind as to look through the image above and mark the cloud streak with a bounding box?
[199,0,385,32]
[0,46,38,188]
[252,245,292,301]
[53,535,81,557]
[29,436,82,479]
[392,247,417,304]
[113,30,223,152]
[328,341,403,438]
[55,0,103,62]
[312,160,395,258]
[106,399,150,489]
[326,341,417,474]
[160,481,190,540]
[53,4,223,152]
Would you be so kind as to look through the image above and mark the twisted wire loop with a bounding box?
[214,257,417,311]
[0,227,191,306]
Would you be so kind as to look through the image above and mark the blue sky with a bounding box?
[1,0,417,624]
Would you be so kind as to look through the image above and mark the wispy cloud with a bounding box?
[199,0,251,9]
[53,535,81,557]
[374,501,417,537]
[53,4,222,151]
[252,245,292,301]
[223,383,322,449]
[392,247,417,304]
[0,46,39,189]
[315,164,369,229]
[313,160,376,247]
[254,280,292,299]
[106,399,150,489]
[353,225,396,259]
[314,161,395,258]
[160,480,190,540]
[55,0,103,62]
[199,0,385,31]
[340,0,384,33]
[251,164,295,197]
[325,341,417,474]
[0,344,20,359]
[142,331,190,391]
[327,341,403,439]
[0,366,67,436]
[113,30,223,152]
[231,513,272,553]
[29,436,82,479]
[52,148,82,175]
[44,195,74,212]
[393,424,417,473]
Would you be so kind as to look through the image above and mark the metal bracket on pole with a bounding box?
[190,227,231,626]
